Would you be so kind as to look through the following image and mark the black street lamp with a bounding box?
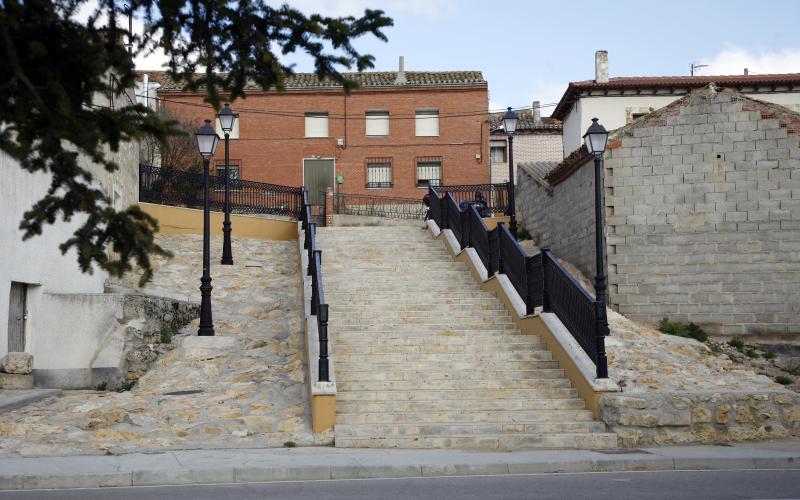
[502,107,519,238]
[583,117,610,378]
[217,103,238,265]
[195,119,220,336]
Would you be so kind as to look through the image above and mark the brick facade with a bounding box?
[153,80,490,199]
[518,86,800,338]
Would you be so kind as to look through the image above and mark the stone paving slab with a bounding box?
[0,440,799,490]
[0,390,62,414]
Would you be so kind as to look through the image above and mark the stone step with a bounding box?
[334,341,546,354]
[334,368,563,382]
[335,351,556,363]
[331,319,517,328]
[337,387,579,402]
[334,433,619,450]
[332,306,510,315]
[335,397,585,414]
[335,409,595,425]
[336,377,570,392]
[335,421,608,438]
[333,335,542,346]
[331,327,520,335]
[334,301,503,311]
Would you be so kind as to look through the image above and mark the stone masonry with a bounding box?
[518,86,800,338]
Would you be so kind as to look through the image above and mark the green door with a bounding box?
[303,159,335,206]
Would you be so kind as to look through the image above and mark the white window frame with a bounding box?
[365,110,390,137]
[305,112,329,138]
[490,145,507,163]
[415,109,439,137]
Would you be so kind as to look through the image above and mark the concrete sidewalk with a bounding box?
[1,440,799,491]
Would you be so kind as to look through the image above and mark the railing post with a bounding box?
[525,256,536,316]
[497,222,505,274]
[318,304,330,382]
[307,224,316,276]
[487,227,496,277]
[461,208,468,250]
[541,248,551,312]
[442,192,449,230]
[595,301,609,379]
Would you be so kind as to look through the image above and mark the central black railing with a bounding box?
[428,186,608,378]
[438,182,509,215]
[139,164,303,219]
[332,192,426,220]
[301,188,330,382]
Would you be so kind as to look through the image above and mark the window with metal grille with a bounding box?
[490,145,506,163]
[213,159,241,191]
[416,157,442,187]
[365,110,390,136]
[415,109,439,136]
[366,158,392,188]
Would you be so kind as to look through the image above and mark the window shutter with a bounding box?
[415,109,439,137]
[305,112,329,138]
[366,111,390,136]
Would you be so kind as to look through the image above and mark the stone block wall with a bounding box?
[605,89,800,336]
[516,158,598,280]
[601,391,800,447]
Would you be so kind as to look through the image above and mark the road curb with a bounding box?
[0,452,798,491]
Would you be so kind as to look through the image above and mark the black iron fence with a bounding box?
[301,188,330,382]
[438,182,509,215]
[332,192,426,220]
[428,186,608,378]
[139,164,303,219]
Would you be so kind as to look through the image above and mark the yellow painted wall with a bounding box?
[140,203,297,241]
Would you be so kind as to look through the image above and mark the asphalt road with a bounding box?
[2,469,799,500]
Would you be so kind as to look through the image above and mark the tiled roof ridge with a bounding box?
[551,72,800,120]
[488,108,562,131]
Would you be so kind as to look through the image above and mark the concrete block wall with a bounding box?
[604,89,800,337]
[516,158,598,279]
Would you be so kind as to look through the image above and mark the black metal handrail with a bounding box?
[139,164,304,219]
[427,188,608,379]
[332,192,426,220]
[438,182,509,215]
[301,187,330,382]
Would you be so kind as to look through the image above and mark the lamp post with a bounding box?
[195,119,220,336]
[502,107,519,238]
[217,103,238,265]
[583,117,610,378]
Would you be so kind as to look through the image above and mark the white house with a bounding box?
[1,86,143,388]
[552,51,800,156]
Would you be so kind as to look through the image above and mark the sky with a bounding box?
[129,0,800,117]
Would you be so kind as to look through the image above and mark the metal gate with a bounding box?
[303,159,335,226]
[7,282,27,352]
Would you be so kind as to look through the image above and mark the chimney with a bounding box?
[744,68,749,75]
[595,50,609,84]
[532,100,541,123]
[395,56,407,84]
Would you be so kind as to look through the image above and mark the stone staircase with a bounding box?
[316,225,617,449]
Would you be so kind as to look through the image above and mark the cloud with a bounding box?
[698,47,800,76]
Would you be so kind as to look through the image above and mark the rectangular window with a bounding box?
[366,157,392,188]
[490,145,506,163]
[215,117,240,139]
[631,112,647,121]
[416,157,442,187]
[365,110,390,136]
[213,159,241,192]
[415,109,439,137]
[305,112,328,138]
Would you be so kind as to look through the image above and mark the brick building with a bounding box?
[517,85,800,338]
[488,102,562,183]
[142,61,489,203]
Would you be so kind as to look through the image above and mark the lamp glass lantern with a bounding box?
[217,103,237,133]
[195,119,220,157]
[502,107,518,136]
[583,117,609,156]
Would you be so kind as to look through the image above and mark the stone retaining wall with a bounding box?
[601,391,800,447]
